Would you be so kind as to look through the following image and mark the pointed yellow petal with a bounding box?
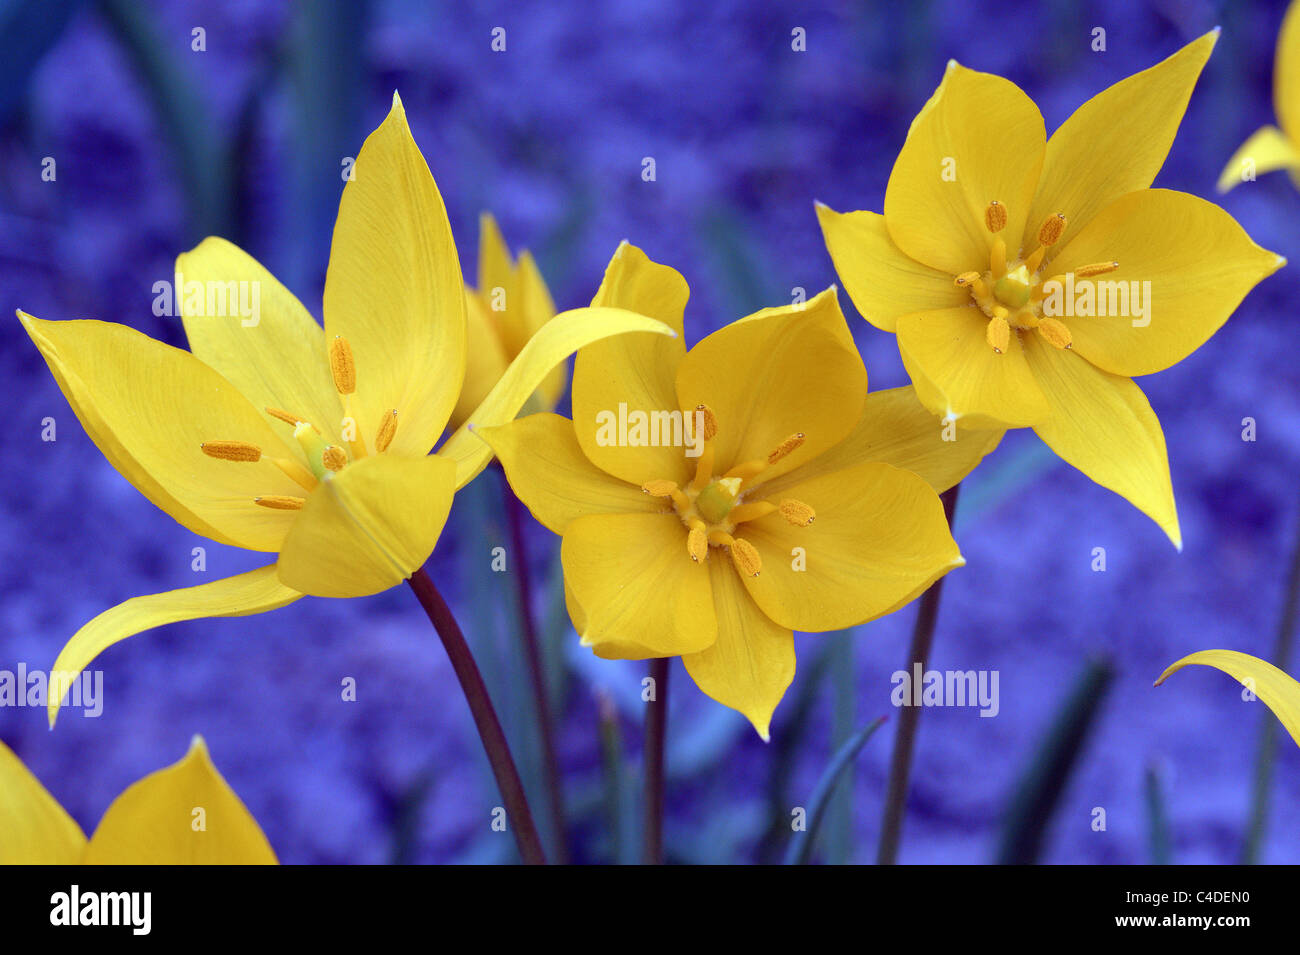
[1045,189,1283,377]
[884,62,1045,274]
[572,242,692,486]
[85,736,276,864]
[323,92,467,457]
[1277,0,1300,140]
[1026,30,1217,244]
[449,289,511,430]
[561,512,716,658]
[516,249,565,410]
[896,307,1050,429]
[20,313,306,552]
[0,740,87,864]
[763,385,1001,496]
[675,287,866,484]
[740,461,962,632]
[1022,334,1180,548]
[476,211,522,353]
[682,557,794,741]
[277,453,456,598]
[177,237,343,444]
[1156,650,1300,749]
[1218,125,1300,193]
[48,565,300,727]
[815,204,966,332]
[476,413,656,534]
[440,306,677,489]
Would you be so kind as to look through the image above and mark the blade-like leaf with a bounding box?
[784,716,888,865]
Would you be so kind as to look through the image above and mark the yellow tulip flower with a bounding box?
[818,31,1284,549]
[21,93,673,726]
[451,212,562,429]
[1220,1,1300,192]
[0,736,276,864]
[1156,649,1300,749]
[479,243,999,738]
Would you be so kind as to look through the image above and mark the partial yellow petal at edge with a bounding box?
[49,565,302,727]
[85,736,277,864]
[1217,126,1300,193]
[1156,650,1300,749]
[0,740,87,864]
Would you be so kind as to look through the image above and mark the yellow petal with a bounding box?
[323,92,466,457]
[814,204,966,332]
[517,249,565,410]
[476,211,523,356]
[675,287,866,483]
[277,453,456,598]
[0,740,86,864]
[476,413,656,534]
[48,565,300,727]
[740,461,962,632]
[177,237,343,444]
[1218,125,1300,193]
[561,512,716,658]
[763,385,1001,496]
[440,306,677,489]
[884,62,1045,274]
[572,242,692,486]
[1027,31,1217,244]
[682,557,794,741]
[896,307,1050,429]
[1156,650,1300,749]
[449,289,511,430]
[1022,334,1180,548]
[1277,0,1300,140]
[1044,189,1284,377]
[20,312,307,552]
[85,736,276,864]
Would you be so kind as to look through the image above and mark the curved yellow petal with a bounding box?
[561,512,716,658]
[815,204,966,332]
[682,557,794,741]
[476,414,656,534]
[449,290,511,430]
[0,740,86,864]
[20,313,307,552]
[517,249,565,411]
[1156,650,1300,749]
[1022,334,1180,548]
[177,237,343,444]
[675,287,866,483]
[763,385,1001,496]
[1026,31,1217,245]
[1277,0,1300,140]
[323,92,467,457]
[740,461,962,633]
[1218,125,1300,193]
[1044,189,1284,377]
[440,306,677,489]
[276,453,456,598]
[85,736,276,864]
[896,307,1050,429]
[49,565,300,727]
[572,242,692,486]
[884,62,1044,274]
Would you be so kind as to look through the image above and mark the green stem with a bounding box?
[876,482,960,865]
[407,566,546,864]
[643,657,670,864]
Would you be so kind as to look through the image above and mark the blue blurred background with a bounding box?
[2,0,1298,864]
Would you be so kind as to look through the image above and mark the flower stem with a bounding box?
[876,482,961,865]
[1242,499,1300,863]
[643,656,670,864]
[407,566,547,865]
[499,467,570,863]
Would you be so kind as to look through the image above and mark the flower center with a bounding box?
[199,334,400,511]
[640,405,816,577]
[955,202,1120,354]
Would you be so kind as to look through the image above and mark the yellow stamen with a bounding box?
[1024,246,1047,274]
[729,537,762,577]
[778,499,816,526]
[321,446,348,472]
[984,200,1007,233]
[686,522,709,563]
[254,495,305,510]
[691,441,715,491]
[1076,260,1120,277]
[695,403,718,441]
[265,407,319,433]
[374,409,398,453]
[767,432,805,465]
[724,458,766,483]
[954,271,981,287]
[986,316,1010,354]
[329,336,356,395]
[644,479,690,511]
[1037,213,1067,247]
[1037,317,1073,350]
[729,500,776,524]
[200,440,261,463]
[990,237,1007,278]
